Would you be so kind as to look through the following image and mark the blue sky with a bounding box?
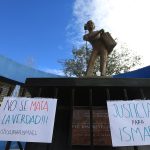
[0,0,74,74]
[0,0,150,75]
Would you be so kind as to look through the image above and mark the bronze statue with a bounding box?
[83,20,116,76]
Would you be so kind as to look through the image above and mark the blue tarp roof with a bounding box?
[113,66,150,78]
[0,55,60,83]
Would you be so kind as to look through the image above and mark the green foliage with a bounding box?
[107,46,141,75]
[60,45,141,77]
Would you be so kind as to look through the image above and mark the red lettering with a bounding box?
[43,101,48,111]
[30,101,48,111]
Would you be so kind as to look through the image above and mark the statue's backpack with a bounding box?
[100,32,117,54]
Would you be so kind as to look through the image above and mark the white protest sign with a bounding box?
[0,97,57,143]
[107,100,150,147]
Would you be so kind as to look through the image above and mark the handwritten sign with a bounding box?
[107,100,150,147]
[0,97,57,143]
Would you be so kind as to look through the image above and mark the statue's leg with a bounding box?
[86,50,98,76]
[100,49,108,76]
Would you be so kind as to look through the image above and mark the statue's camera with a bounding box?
[84,24,88,30]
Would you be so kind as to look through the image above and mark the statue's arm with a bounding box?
[83,29,104,41]
[94,29,104,37]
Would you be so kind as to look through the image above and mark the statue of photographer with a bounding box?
[83,20,117,76]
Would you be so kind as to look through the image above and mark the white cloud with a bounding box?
[69,0,150,66]
[44,68,64,76]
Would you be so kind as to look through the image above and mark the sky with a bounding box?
[0,0,150,75]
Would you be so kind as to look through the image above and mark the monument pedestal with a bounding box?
[24,77,150,150]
